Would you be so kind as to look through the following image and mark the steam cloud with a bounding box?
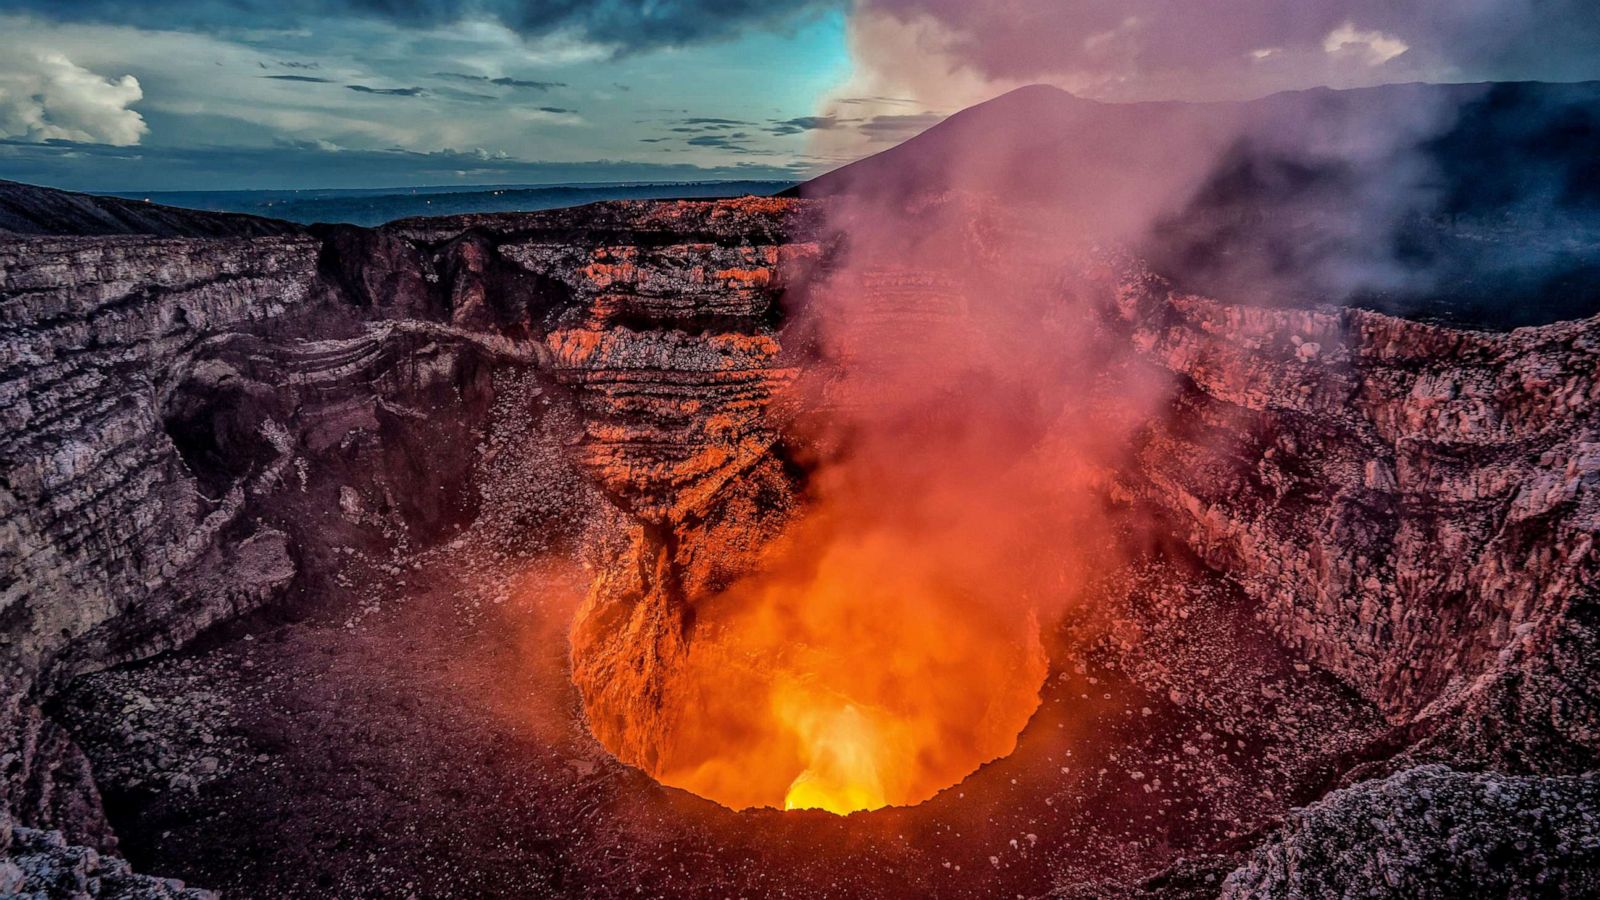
[817,0,1600,321]
[653,192,1152,811]
[764,4,1600,685]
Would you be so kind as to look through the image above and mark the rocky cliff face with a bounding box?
[2,190,1597,896]
[1106,263,1599,767]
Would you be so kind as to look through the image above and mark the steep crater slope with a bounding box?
[1,189,1597,897]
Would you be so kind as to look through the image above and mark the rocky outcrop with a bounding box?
[526,201,819,776]
[1108,264,1600,758]
[1,810,215,899]
[3,235,319,844]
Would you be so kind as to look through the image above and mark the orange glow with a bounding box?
[780,701,887,813]
[632,506,1050,815]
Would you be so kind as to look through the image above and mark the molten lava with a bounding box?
[639,519,1050,815]
[778,699,887,812]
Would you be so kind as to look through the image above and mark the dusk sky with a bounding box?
[3,0,1599,192]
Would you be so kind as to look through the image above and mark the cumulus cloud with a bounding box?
[0,45,147,145]
[1322,22,1410,66]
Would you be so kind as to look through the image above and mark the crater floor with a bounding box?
[58,529,1385,899]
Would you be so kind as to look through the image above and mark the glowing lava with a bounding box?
[778,697,888,813]
[629,520,1050,816]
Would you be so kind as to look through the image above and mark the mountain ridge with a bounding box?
[0,178,304,238]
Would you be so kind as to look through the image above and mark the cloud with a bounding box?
[685,131,769,153]
[430,86,498,102]
[1323,22,1410,66]
[665,117,758,136]
[856,112,944,141]
[0,11,833,183]
[835,95,917,105]
[768,115,846,135]
[348,84,427,97]
[3,0,836,55]
[0,44,147,145]
[434,72,567,91]
[687,132,750,144]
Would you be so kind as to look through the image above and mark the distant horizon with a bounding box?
[99,178,800,198]
[0,152,822,195]
[3,176,804,228]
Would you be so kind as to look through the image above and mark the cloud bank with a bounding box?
[2,0,835,55]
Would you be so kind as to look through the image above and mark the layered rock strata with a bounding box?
[1106,263,1598,768]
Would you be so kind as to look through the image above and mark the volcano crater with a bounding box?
[4,191,1598,899]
